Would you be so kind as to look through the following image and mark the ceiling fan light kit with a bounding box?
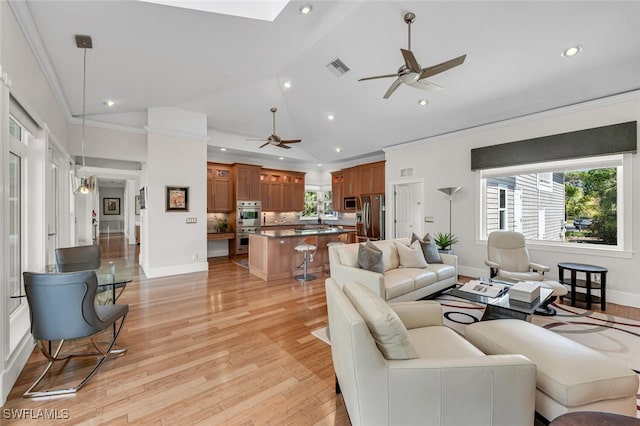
[359,12,467,99]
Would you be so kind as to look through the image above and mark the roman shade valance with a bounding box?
[470,121,637,171]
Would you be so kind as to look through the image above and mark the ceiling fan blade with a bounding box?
[400,48,421,73]
[383,79,403,99]
[408,79,443,92]
[276,143,292,149]
[280,139,301,144]
[419,54,467,80]
[258,142,270,148]
[358,72,400,82]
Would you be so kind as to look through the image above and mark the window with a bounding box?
[8,117,28,314]
[301,189,335,220]
[480,155,623,248]
[498,187,507,230]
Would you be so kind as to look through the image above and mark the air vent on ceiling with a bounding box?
[326,58,350,77]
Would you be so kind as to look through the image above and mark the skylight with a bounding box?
[138,0,290,22]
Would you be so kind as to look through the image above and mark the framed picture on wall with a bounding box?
[103,197,121,215]
[135,195,140,215]
[166,186,189,211]
[139,187,147,209]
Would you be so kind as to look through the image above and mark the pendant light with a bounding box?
[74,34,95,195]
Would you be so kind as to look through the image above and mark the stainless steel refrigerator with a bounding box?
[356,194,385,241]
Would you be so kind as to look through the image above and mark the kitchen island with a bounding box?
[249,228,355,281]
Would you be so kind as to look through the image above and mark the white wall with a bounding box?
[141,107,208,278]
[385,92,640,307]
[0,2,72,404]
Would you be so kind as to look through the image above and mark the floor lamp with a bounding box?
[438,186,462,237]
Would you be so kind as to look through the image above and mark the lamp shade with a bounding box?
[438,186,462,196]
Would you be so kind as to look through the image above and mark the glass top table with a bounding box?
[444,280,554,321]
[44,258,134,303]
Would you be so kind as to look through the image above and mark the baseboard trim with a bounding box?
[1,334,35,405]
[141,261,208,278]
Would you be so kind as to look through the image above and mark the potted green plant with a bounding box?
[433,232,458,254]
[216,218,228,233]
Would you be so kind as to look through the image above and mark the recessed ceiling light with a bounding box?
[335,148,341,153]
[220,148,226,151]
[327,114,335,121]
[561,45,582,58]
[299,4,312,15]
[317,163,323,167]
[279,157,284,160]
[104,99,117,107]
[418,99,428,106]
[283,80,292,89]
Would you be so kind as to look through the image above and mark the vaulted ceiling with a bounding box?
[13,1,640,170]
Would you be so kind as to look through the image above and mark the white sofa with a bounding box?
[325,278,537,426]
[328,238,458,302]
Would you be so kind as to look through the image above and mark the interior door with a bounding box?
[394,184,419,238]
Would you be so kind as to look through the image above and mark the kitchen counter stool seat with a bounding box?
[295,236,318,282]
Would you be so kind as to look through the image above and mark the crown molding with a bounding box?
[8,0,72,121]
[144,126,210,143]
[69,116,147,135]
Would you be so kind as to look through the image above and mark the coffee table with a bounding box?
[444,281,553,321]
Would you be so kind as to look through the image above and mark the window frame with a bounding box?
[301,187,336,221]
[477,154,631,257]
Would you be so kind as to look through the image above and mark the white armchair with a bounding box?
[485,231,550,281]
[485,231,567,315]
[325,278,536,426]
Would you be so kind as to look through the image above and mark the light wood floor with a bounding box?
[2,235,638,424]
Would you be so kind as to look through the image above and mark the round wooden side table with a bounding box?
[549,411,640,426]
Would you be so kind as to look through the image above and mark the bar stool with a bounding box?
[326,233,349,273]
[295,236,318,282]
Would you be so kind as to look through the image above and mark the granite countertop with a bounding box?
[253,228,355,238]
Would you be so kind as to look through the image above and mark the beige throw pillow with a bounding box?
[343,281,419,360]
[357,241,384,273]
[395,240,428,268]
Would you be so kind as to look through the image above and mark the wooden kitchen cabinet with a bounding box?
[360,161,385,194]
[207,162,233,212]
[331,161,385,211]
[331,172,344,211]
[234,164,261,201]
[342,167,360,198]
[260,169,305,211]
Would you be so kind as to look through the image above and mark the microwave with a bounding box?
[344,197,356,210]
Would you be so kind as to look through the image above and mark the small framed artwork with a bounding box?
[103,197,121,215]
[139,187,147,210]
[166,186,189,212]
[135,195,141,215]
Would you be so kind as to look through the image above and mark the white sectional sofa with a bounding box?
[328,237,458,302]
[325,278,537,426]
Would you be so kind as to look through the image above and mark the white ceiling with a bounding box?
[13,1,640,170]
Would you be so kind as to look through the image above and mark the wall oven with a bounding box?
[237,200,261,227]
[235,227,258,255]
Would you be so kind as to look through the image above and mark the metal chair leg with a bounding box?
[23,313,127,398]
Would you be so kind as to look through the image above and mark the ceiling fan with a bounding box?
[359,12,467,99]
[246,107,301,149]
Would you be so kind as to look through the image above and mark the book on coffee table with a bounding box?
[509,281,541,303]
[459,280,509,298]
